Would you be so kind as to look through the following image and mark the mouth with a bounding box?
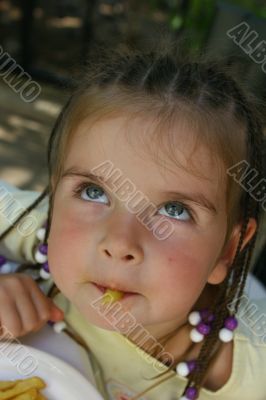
[92,282,138,299]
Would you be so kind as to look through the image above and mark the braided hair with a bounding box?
[0,44,264,399]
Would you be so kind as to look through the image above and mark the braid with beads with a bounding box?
[0,46,264,399]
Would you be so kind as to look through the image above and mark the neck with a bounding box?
[127,283,219,363]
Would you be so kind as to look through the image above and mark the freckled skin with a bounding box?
[48,114,256,345]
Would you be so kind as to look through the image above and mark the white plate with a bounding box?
[0,343,103,400]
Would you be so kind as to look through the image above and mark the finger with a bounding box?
[0,298,23,337]
[14,289,41,334]
[28,282,64,324]
[48,300,64,322]
[27,285,52,327]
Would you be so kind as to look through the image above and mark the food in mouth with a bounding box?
[101,288,124,305]
[93,283,138,304]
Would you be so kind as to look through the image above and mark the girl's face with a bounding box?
[48,113,234,338]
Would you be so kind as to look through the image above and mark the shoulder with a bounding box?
[235,292,266,348]
[0,180,49,263]
[0,179,48,209]
[205,295,266,393]
[0,180,49,221]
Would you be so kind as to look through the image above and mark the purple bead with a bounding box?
[206,312,215,323]
[200,308,215,323]
[0,255,7,267]
[42,261,50,272]
[38,243,48,255]
[224,316,238,331]
[196,322,211,335]
[47,320,54,326]
[199,308,209,319]
[185,386,198,400]
[187,360,197,373]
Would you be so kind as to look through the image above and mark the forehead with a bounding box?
[64,114,226,207]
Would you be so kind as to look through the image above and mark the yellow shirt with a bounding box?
[54,293,266,400]
[0,180,48,264]
[1,181,266,399]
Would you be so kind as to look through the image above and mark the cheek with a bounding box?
[158,234,209,278]
[47,216,87,290]
[49,198,93,251]
[161,252,207,292]
[51,194,103,246]
[162,223,226,277]
[150,239,214,309]
[47,202,101,286]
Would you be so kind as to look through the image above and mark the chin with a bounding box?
[81,306,124,332]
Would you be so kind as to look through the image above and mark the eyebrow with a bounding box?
[61,167,217,215]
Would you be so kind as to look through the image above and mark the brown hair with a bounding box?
[0,43,264,398]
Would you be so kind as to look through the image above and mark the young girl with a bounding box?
[0,45,265,400]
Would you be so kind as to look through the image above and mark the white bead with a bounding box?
[190,328,204,343]
[34,250,48,264]
[53,321,67,333]
[179,397,188,400]
[176,362,189,377]
[188,311,201,326]
[39,268,51,280]
[219,328,233,342]
[36,227,46,241]
[0,263,12,274]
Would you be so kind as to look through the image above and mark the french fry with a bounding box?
[0,377,45,400]
[0,382,18,391]
[35,394,48,400]
[101,289,124,305]
[10,388,38,400]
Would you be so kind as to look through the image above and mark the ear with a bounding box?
[207,217,257,285]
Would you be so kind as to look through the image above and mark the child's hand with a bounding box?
[0,273,64,338]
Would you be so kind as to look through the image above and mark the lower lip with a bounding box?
[92,283,137,300]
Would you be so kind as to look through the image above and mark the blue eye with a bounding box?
[73,182,193,222]
[158,201,192,222]
[73,182,109,204]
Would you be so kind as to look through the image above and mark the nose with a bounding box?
[102,246,140,263]
[97,212,144,265]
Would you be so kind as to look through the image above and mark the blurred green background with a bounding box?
[0,1,266,89]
